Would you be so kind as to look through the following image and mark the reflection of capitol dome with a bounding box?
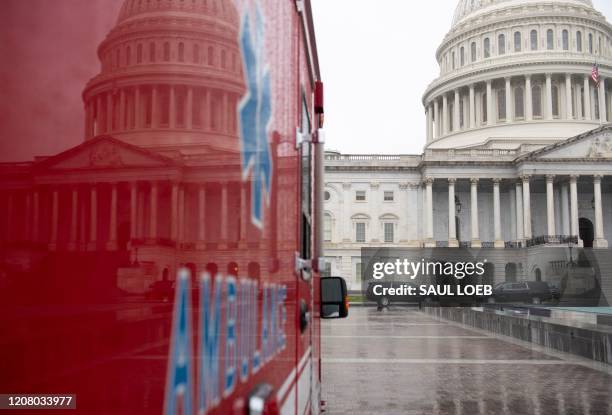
[82,0,245,157]
[423,0,612,150]
[116,0,238,24]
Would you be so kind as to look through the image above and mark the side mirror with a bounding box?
[321,277,349,319]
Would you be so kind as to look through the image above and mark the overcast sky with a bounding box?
[311,0,612,155]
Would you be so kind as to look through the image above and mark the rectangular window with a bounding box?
[355,191,366,202]
[384,223,394,243]
[356,262,363,283]
[355,222,366,242]
[384,191,394,202]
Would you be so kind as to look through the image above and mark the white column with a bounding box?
[433,99,440,138]
[49,189,59,251]
[486,80,494,126]
[545,73,553,120]
[515,181,524,242]
[424,177,434,247]
[493,178,503,248]
[469,84,476,128]
[505,78,512,122]
[442,94,449,135]
[454,89,460,131]
[448,178,458,247]
[560,183,570,235]
[522,175,532,240]
[526,75,533,121]
[569,175,580,245]
[68,187,78,251]
[584,75,592,120]
[88,184,97,251]
[220,182,229,247]
[470,178,481,247]
[149,182,158,240]
[546,175,556,237]
[130,182,137,241]
[599,78,607,123]
[593,175,607,248]
[566,74,573,120]
[107,183,118,250]
[426,106,433,142]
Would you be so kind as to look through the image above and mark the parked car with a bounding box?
[491,281,556,304]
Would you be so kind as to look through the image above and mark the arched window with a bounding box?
[193,44,200,63]
[452,51,456,69]
[137,44,143,63]
[484,38,491,58]
[562,30,569,50]
[207,46,214,65]
[116,49,120,68]
[149,42,156,62]
[221,50,227,68]
[460,47,465,66]
[497,88,506,121]
[577,31,583,52]
[552,85,560,118]
[471,42,477,62]
[589,33,594,53]
[532,85,542,118]
[498,34,506,55]
[515,86,525,119]
[178,42,184,62]
[547,29,554,50]
[126,46,131,65]
[163,42,171,61]
[514,31,522,52]
[531,30,538,51]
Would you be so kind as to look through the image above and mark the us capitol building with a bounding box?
[324,0,612,291]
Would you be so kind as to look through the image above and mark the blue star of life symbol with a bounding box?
[238,4,273,229]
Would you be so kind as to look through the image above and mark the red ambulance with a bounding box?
[0,0,348,413]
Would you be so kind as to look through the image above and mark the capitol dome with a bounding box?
[82,0,244,157]
[423,0,612,151]
[452,0,594,28]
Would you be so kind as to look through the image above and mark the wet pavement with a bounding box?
[321,307,612,415]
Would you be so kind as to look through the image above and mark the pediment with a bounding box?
[522,125,612,161]
[35,136,176,171]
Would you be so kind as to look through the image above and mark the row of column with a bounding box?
[422,175,608,248]
[85,85,236,139]
[426,73,608,141]
[3,181,249,251]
